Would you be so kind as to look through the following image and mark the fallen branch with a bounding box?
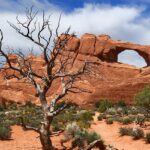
[85,139,106,150]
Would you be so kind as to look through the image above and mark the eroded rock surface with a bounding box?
[1,33,150,106]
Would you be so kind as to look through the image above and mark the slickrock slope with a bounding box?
[1,33,150,106]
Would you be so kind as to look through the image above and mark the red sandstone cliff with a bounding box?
[1,33,150,106]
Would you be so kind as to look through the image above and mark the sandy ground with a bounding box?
[91,113,150,150]
[0,125,65,150]
[0,113,150,150]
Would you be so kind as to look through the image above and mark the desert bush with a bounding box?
[0,103,6,111]
[76,110,93,128]
[116,107,124,115]
[77,110,93,122]
[135,115,145,126]
[18,105,43,128]
[106,118,113,124]
[128,115,136,121]
[0,102,44,129]
[116,100,127,107]
[95,101,102,108]
[24,101,36,108]
[135,86,150,114]
[116,106,129,116]
[63,122,102,149]
[52,108,93,131]
[119,127,132,136]
[146,132,150,143]
[6,102,17,110]
[64,122,81,139]
[0,124,11,140]
[131,128,144,140]
[106,108,117,115]
[97,100,113,113]
[62,122,85,148]
[60,110,75,123]
[21,116,42,128]
[71,137,85,148]
[52,123,62,132]
[97,114,104,121]
[85,131,101,144]
[76,120,91,129]
[128,107,139,115]
[114,116,122,123]
[122,116,133,125]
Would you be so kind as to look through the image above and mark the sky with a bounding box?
[0,0,150,67]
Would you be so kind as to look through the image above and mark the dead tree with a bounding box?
[0,7,104,150]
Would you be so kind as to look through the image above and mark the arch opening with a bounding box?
[117,50,147,68]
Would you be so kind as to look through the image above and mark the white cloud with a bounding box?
[0,1,150,67]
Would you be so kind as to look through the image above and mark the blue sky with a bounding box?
[47,0,150,15]
[0,0,150,67]
[47,0,149,11]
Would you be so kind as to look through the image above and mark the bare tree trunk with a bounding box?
[39,131,53,150]
[39,113,54,150]
[38,92,54,150]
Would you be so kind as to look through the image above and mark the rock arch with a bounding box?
[102,46,150,66]
[64,33,150,67]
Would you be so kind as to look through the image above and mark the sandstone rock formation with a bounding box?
[1,33,150,106]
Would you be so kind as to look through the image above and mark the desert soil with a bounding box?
[0,112,150,150]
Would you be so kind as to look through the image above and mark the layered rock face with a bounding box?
[1,33,150,106]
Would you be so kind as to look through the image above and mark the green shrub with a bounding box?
[63,122,102,149]
[97,100,113,113]
[52,108,94,130]
[6,102,17,110]
[106,118,113,124]
[97,114,103,121]
[128,115,136,121]
[146,132,150,143]
[85,131,101,144]
[135,86,150,114]
[107,108,117,115]
[135,115,145,126]
[0,102,6,111]
[119,127,132,136]
[131,128,144,140]
[122,116,133,125]
[21,116,42,128]
[76,110,93,128]
[24,101,36,108]
[71,137,85,148]
[52,123,62,132]
[128,107,139,115]
[95,101,102,108]
[116,100,127,107]
[115,117,123,123]
[0,125,11,140]
[77,110,93,122]
[76,120,91,129]
[63,122,86,148]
